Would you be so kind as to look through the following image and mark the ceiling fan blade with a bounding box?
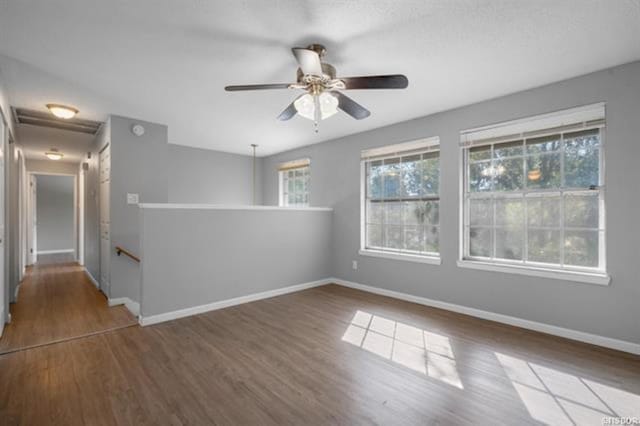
[340,74,408,90]
[277,97,300,121]
[332,92,370,120]
[225,83,291,92]
[291,48,323,75]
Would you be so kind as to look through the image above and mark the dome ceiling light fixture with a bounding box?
[46,103,79,119]
[45,148,64,161]
[225,43,409,133]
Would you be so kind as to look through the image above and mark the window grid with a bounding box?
[363,150,440,257]
[463,128,605,273]
[281,166,310,207]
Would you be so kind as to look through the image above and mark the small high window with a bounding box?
[278,158,310,207]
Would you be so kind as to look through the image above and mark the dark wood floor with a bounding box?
[1,283,638,425]
[0,258,137,354]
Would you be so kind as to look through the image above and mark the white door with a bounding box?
[99,145,110,295]
[0,117,6,327]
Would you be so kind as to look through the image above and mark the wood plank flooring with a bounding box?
[0,258,137,354]
[1,283,639,425]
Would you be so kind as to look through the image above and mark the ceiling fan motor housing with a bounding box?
[297,63,336,85]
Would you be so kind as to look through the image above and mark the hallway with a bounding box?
[0,256,137,354]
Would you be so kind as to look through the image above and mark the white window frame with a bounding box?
[359,137,442,265]
[458,104,610,285]
[278,158,310,207]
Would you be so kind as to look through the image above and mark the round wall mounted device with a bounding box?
[132,124,145,136]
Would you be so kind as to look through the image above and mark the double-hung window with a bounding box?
[361,137,440,262]
[279,158,310,207]
[460,104,607,282]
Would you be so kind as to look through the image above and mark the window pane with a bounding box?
[494,157,524,192]
[385,202,403,225]
[294,177,304,192]
[469,145,490,161]
[469,198,492,226]
[496,227,523,260]
[526,153,561,189]
[383,158,401,198]
[404,201,420,225]
[287,194,296,206]
[406,200,438,226]
[424,226,439,253]
[366,201,383,223]
[495,198,524,227]
[564,130,600,188]
[288,179,295,192]
[526,135,561,154]
[421,154,440,196]
[404,226,423,252]
[494,140,523,159]
[527,229,561,264]
[366,224,382,248]
[367,161,383,199]
[469,227,492,257]
[527,196,561,228]
[401,155,421,198]
[564,230,599,267]
[469,161,492,192]
[295,169,303,178]
[564,193,599,229]
[384,225,403,249]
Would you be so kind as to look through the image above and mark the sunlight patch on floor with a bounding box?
[342,310,463,389]
[496,352,640,425]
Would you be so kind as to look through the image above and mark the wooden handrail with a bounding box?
[115,246,140,263]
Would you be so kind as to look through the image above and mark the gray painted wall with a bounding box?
[261,61,640,345]
[35,175,74,251]
[168,144,262,205]
[109,115,168,303]
[140,207,332,317]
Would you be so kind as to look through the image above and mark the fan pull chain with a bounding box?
[313,93,321,133]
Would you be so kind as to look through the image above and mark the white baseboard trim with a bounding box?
[83,268,100,289]
[14,283,21,302]
[108,297,140,317]
[37,249,75,255]
[331,278,640,356]
[139,278,332,326]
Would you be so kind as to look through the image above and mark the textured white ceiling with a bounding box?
[1,0,639,157]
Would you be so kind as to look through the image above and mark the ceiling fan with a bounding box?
[224,44,408,132]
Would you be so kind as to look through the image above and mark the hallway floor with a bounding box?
[0,257,137,354]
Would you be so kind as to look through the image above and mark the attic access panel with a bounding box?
[12,107,103,135]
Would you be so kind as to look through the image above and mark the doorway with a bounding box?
[27,173,77,265]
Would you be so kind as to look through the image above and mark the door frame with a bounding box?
[27,172,80,264]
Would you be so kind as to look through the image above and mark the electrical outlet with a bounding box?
[352,260,358,270]
[127,193,139,205]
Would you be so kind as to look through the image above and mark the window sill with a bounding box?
[456,259,610,286]
[359,249,441,265]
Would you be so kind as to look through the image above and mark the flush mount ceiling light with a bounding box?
[46,103,79,119]
[45,148,63,161]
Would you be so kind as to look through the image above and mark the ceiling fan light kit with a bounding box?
[225,44,408,132]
